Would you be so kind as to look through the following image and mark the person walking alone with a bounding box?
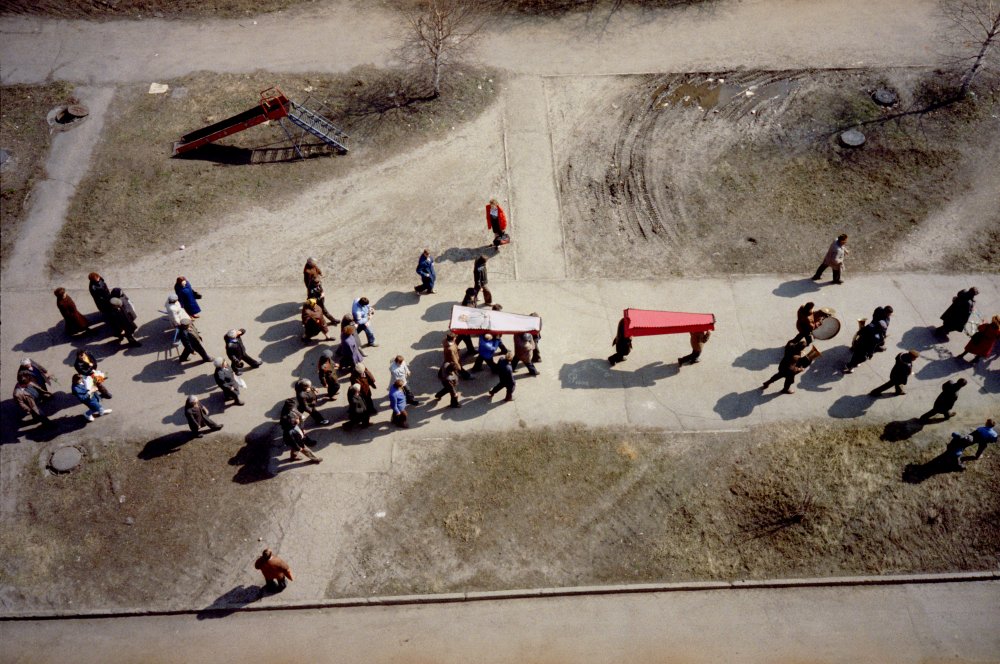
[177,318,212,364]
[486,199,508,247]
[184,395,223,437]
[811,234,849,284]
[174,276,202,318]
[919,378,967,422]
[414,249,436,295]
[254,549,294,595]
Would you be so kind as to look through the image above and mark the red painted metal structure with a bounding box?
[622,308,716,338]
[172,87,290,156]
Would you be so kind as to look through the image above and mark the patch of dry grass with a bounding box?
[337,418,1000,597]
[0,433,280,611]
[0,0,309,19]
[54,66,499,276]
[0,82,74,270]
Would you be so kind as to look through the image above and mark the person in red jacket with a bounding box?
[486,198,508,247]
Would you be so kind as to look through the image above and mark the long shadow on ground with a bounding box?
[713,388,782,420]
[196,585,262,620]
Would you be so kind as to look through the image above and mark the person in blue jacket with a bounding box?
[72,373,111,422]
[389,379,409,428]
[352,296,377,347]
[174,276,202,318]
[414,249,436,295]
[472,333,506,373]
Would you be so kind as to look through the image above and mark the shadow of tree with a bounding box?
[195,584,262,620]
[772,279,821,298]
[732,347,782,371]
[713,388,780,420]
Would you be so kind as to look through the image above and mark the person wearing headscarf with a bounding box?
[184,395,223,437]
[350,363,378,415]
[88,272,114,320]
[303,257,323,291]
[295,378,329,425]
[346,384,370,429]
[486,198,508,247]
[317,349,340,401]
[337,324,364,372]
[389,379,409,428]
[224,328,261,375]
[14,374,52,428]
[938,287,978,336]
[959,315,1000,363]
[301,299,331,342]
[174,276,202,318]
[177,318,211,363]
[54,287,90,336]
[74,349,112,398]
[165,294,185,328]
[306,276,337,324]
[213,358,244,406]
[17,358,53,399]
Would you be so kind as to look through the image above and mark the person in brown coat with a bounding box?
[13,375,52,428]
[303,257,323,291]
[184,395,223,437]
[511,332,538,376]
[443,333,472,379]
[54,287,90,336]
[254,548,293,593]
[350,363,378,415]
[301,299,331,342]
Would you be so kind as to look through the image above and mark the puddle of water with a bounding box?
[664,79,743,110]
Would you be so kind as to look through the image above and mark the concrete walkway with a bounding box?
[3,579,998,663]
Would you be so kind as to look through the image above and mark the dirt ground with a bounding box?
[551,68,1000,278]
[0,0,310,19]
[330,417,1000,597]
[0,82,74,269]
[54,66,500,281]
[0,433,280,611]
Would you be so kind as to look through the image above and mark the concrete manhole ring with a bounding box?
[839,129,866,147]
[49,445,84,473]
[46,104,90,132]
[873,87,898,106]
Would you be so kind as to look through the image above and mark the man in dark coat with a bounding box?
[919,378,967,421]
[177,318,211,363]
[762,352,811,394]
[317,349,340,401]
[88,272,114,320]
[213,358,244,406]
[224,328,261,374]
[608,317,632,366]
[870,350,919,396]
[472,255,492,305]
[414,249,436,294]
[13,375,52,427]
[184,395,223,436]
[488,352,516,402]
[435,361,461,408]
[107,296,141,346]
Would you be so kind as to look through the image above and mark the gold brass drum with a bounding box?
[813,308,841,341]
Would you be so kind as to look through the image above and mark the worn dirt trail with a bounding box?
[1,0,942,86]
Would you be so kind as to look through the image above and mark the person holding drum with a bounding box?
[792,302,820,345]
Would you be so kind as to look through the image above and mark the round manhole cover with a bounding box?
[873,88,898,106]
[66,104,90,118]
[50,446,83,473]
[840,129,866,147]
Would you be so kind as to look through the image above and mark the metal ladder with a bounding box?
[285,100,350,153]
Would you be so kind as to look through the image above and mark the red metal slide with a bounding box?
[172,88,290,156]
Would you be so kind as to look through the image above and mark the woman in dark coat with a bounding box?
[174,276,202,318]
[54,287,90,336]
[938,287,978,336]
[88,272,113,319]
[350,363,378,415]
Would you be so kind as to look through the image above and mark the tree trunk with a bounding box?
[432,54,442,98]
[959,11,1000,98]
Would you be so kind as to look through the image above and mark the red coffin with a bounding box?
[623,309,715,338]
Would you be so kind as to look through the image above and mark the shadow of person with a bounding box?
[713,388,781,420]
[625,361,679,387]
[916,356,968,380]
[177,372,217,395]
[732,347,783,371]
[2,393,90,444]
[132,357,186,383]
[374,290,417,311]
[559,358,621,389]
[230,422,282,483]
[420,300,454,323]
[256,301,302,324]
[160,404,190,427]
[290,344,330,383]
[798,346,850,392]
[436,246,480,265]
[903,450,963,484]
[259,320,311,364]
[881,417,925,442]
[12,325,65,354]
[138,431,193,459]
[410,330,446,352]
[195,585,262,620]
[898,325,943,352]
[827,393,877,419]
[772,279,821,298]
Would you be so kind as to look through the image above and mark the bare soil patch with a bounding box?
[550,68,1000,278]
[54,66,499,277]
[332,418,1000,596]
[0,82,74,270]
[0,433,281,612]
